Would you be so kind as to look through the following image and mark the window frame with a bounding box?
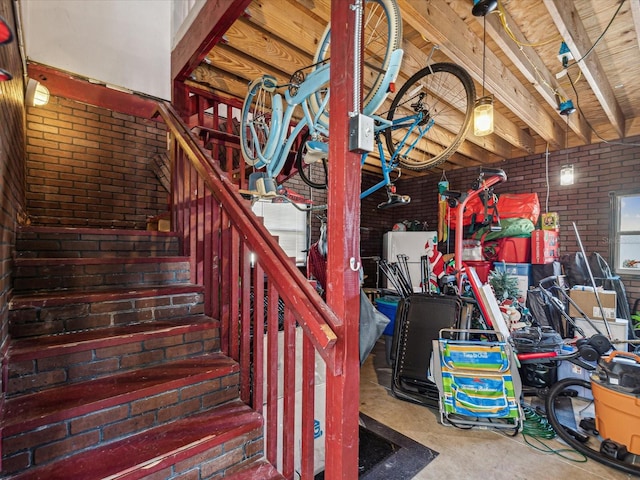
[609,188,640,277]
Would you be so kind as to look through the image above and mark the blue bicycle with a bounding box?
[239,0,403,180]
[296,62,475,206]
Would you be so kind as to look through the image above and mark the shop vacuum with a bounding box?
[591,351,640,458]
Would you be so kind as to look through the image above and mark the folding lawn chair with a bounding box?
[432,329,523,434]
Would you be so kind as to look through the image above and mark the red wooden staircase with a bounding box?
[3,227,283,479]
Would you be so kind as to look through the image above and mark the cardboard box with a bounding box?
[573,317,628,349]
[569,289,617,320]
[541,212,559,230]
[531,229,560,264]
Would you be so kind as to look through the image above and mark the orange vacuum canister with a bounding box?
[591,351,640,455]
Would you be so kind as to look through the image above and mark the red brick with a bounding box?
[180,380,220,401]
[130,391,179,415]
[95,342,143,359]
[173,444,223,474]
[68,357,120,380]
[37,350,93,371]
[8,369,67,394]
[203,388,239,408]
[165,342,203,358]
[156,397,201,423]
[201,447,245,477]
[1,451,32,475]
[101,411,156,441]
[34,430,100,465]
[3,423,67,455]
[120,349,165,369]
[143,335,183,350]
[70,405,129,434]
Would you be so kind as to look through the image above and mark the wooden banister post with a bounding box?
[324,0,362,478]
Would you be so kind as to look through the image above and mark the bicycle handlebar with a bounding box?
[452,168,508,286]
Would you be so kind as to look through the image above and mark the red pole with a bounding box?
[324,0,362,478]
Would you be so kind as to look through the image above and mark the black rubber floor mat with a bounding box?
[314,414,438,479]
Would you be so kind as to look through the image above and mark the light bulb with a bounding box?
[474,96,494,136]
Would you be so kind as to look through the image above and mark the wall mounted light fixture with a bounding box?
[26,78,50,106]
[472,4,496,136]
[560,164,574,186]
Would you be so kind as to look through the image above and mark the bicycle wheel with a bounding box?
[310,0,402,124]
[240,76,280,168]
[295,131,328,190]
[384,63,475,171]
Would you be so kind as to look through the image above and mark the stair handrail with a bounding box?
[153,101,341,374]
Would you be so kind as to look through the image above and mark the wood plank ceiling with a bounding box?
[184,0,640,175]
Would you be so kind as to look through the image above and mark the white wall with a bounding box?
[171,0,205,50]
[20,0,172,100]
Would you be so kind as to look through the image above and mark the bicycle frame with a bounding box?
[359,110,433,200]
[248,63,331,176]
[245,49,404,180]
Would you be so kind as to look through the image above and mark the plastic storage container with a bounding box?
[557,358,596,399]
[497,237,531,263]
[492,262,532,300]
[492,262,531,278]
[463,260,492,283]
[375,296,401,336]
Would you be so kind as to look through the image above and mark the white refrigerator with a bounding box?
[382,231,437,293]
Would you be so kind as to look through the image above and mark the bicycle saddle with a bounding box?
[378,192,411,209]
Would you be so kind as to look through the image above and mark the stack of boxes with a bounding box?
[530,212,561,285]
[491,212,561,301]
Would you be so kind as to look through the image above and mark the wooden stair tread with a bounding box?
[17,225,181,237]
[8,400,262,480]
[3,353,238,436]
[9,315,217,361]
[14,256,189,266]
[226,460,285,480]
[9,284,204,308]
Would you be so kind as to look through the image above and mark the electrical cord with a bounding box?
[566,70,640,147]
[563,0,626,72]
[520,404,588,462]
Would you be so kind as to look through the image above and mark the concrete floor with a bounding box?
[359,339,633,480]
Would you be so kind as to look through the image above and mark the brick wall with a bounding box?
[361,137,640,310]
[25,98,169,229]
[0,0,26,396]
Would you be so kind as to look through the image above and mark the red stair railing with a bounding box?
[154,101,340,479]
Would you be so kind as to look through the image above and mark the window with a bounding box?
[610,190,640,276]
[252,200,308,266]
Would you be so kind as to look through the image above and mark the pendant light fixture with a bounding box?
[560,111,574,185]
[473,1,496,137]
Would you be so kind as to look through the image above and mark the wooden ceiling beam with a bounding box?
[244,0,324,56]
[631,0,640,52]
[206,45,284,86]
[222,19,312,78]
[543,0,625,139]
[189,64,251,101]
[400,41,525,158]
[397,0,565,150]
[172,0,252,82]
[480,5,591,144]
